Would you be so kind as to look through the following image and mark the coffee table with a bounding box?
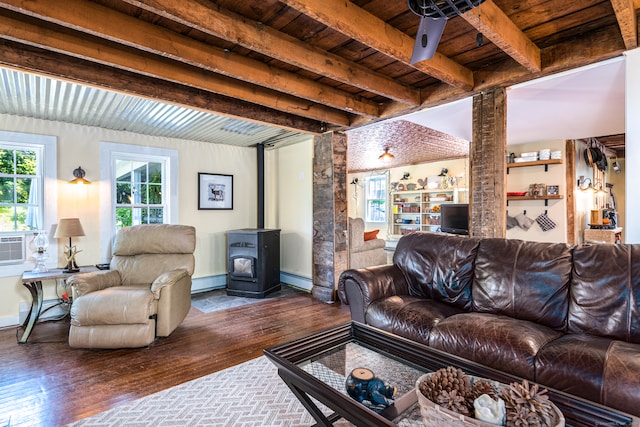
[264,322,637,427]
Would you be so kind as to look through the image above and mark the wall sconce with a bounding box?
[350,178,359,185]
[577,176,593,192]
[69,166,91,184]
[378,147,395,161]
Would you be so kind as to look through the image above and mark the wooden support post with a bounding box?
[470,88,507,238]
[312,132,348,302]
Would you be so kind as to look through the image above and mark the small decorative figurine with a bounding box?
[345,367,396,410]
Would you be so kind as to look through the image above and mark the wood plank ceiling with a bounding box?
[0,0,636,136]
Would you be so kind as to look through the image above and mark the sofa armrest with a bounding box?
[151,269,192,337]
[68,270,122,297]
[150,269,190,299]
[337,264,409,323]
[354,238,386,253]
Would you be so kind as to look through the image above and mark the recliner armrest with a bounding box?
[68,270,122,297]
[150,269,190,299]
[337,264,408,323]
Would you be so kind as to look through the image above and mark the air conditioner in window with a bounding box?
[0,235,26,264]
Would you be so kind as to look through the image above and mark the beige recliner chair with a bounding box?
[348,217,387,269]
[67,224,196,349]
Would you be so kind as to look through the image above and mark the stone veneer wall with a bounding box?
[312,132,348,302]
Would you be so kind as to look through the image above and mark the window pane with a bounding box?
[0,149,14,174]
[16,178,34,204]
[366,200,386,223]
[132,183,143,204]
[15,206,29,230]
[139,183,148,204]
[116,207,132,228]
[365,176,387,223]
[16,150,37,175]
[116,182,131,204]
[148,184,162,204]
[148,208,163,224]
[138,164,148,183]
[0,178,14,203]
[0,206,15,231]
[148,163,162,183]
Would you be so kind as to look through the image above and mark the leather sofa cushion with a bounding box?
[602,341,640,417]
[366,295,464,345]
[569,243,640,343]
[393,232,480,311]
[429,313,563,380]
[536,335,640,417]
[535,334,609,403]
[473,238,572,331]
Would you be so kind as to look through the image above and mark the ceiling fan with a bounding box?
[408,0,485,63]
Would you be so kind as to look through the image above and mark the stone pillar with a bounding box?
[470,89,507,238]
[312,132,348,302]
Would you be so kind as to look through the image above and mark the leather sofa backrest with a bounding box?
[111,224,196,286]
[393,232,480,310]
[473,238,572,331]
[569,243,640,343]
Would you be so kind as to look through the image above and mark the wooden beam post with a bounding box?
[470,88,507,238]
[312,132,348,302]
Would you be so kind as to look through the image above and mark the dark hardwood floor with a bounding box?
[0,291,351,426]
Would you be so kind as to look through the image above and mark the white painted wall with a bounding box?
[0,113,264,325]
[625,48,640,243]
[265,139,313,284]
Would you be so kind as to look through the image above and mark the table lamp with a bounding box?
[53,218,85,273]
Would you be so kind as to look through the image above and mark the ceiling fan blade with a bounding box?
[410,16,447,64]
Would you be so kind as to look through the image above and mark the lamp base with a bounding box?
[62,268,80,273]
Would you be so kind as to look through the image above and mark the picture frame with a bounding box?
[198,173,233,210]
[547,185,559,196]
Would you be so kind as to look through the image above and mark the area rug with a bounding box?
[67,356,317,427]
[191,285,304,314]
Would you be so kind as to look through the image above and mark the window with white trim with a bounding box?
[364,175,387,223]
[100,142,178,260]
[114,158,165,228]
[0,131,57,276]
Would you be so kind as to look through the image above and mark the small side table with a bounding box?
[18,266,97,344]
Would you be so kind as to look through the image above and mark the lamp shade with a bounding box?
[53,218,85,238]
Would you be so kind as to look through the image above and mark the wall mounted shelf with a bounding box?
[506,158,563,174]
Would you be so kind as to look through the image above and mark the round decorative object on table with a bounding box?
[345,368,396,410]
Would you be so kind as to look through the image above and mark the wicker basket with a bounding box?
[415,373,565,427]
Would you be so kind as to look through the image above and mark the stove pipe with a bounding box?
[257,143,265,229]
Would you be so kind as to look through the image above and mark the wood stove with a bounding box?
[227,228,280,298]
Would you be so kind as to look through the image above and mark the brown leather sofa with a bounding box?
[338,231,640,417]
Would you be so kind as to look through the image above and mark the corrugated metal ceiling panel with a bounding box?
[0,67,308,147]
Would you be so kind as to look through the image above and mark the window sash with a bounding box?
[365,176,387,223]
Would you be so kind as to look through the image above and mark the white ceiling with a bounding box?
[396,57,626,146]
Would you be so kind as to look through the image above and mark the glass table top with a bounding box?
[297,341,426,426]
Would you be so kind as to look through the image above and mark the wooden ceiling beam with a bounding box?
[610,0,638,49]
[0,13,351,127]
[119,0,419,106]
[0,0,380,118]
[461,0,541,72]
[278,0,474,91]
[0,40,326,134]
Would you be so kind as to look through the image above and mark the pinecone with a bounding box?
[468,378,499,408]
[501,380,555,427]
[418,366,471,403]
[436,390,471,416]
